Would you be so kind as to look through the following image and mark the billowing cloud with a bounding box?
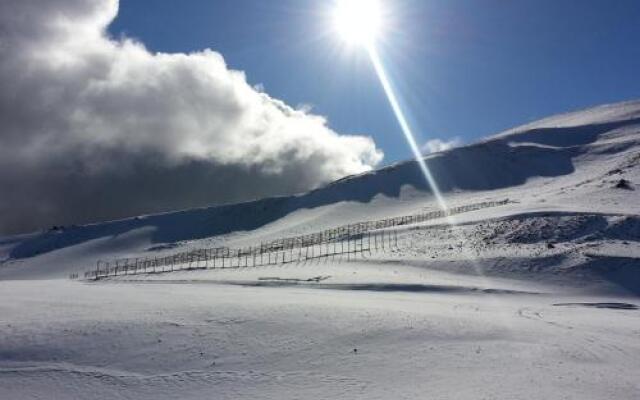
[422,137,462,154]
[0,0,383,235]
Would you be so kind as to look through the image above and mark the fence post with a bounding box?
[347,236,350,261]
[261,242,264,266]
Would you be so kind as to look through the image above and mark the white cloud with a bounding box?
[0,0,383,234]
[422,137,462,154]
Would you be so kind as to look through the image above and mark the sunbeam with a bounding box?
[366,44,449,213]
[361,39,513,331]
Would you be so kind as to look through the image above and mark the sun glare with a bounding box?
[330,0,449,212]
[332,0,384,45]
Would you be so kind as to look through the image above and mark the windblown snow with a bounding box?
[1,100,639,399]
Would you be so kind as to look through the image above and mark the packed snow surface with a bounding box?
[1,101,639,399]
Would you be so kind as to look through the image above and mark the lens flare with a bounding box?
[330,1,448,211]
[366,44,449,213]
[328,3,511,329]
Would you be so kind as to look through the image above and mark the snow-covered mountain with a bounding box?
[2,100,639,282]
[1,100,639,399]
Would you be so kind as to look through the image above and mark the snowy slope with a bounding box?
[1,100,639,282]
[1,100,640,399]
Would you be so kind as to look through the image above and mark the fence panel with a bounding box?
[72,199,509,280]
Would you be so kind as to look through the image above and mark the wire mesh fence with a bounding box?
[74,199,509,280]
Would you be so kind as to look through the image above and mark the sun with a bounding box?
[332,0,385,45]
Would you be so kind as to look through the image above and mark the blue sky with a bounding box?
[110,0,640,164]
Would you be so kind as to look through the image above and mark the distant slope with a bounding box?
[1,100,639,273]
